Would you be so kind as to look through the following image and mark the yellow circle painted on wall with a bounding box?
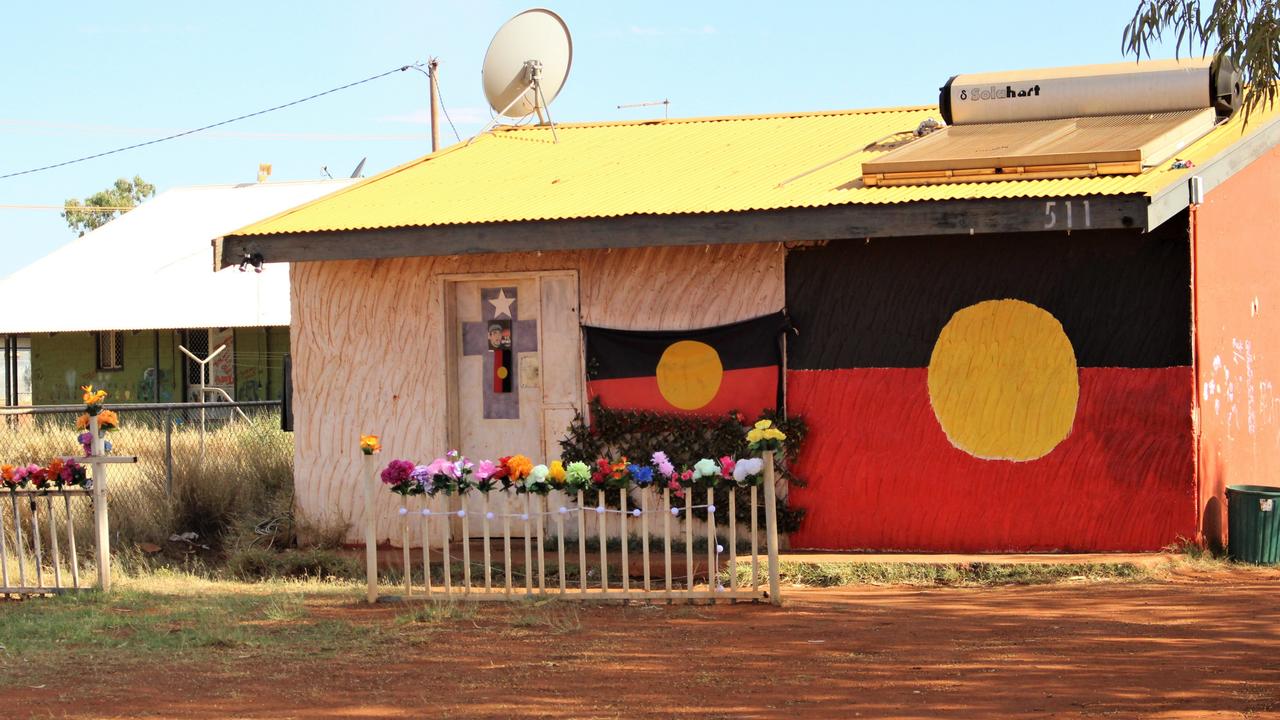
[656,340,724,410]
[927,299,1079,462]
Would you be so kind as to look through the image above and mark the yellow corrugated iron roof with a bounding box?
[231,102,1280,236]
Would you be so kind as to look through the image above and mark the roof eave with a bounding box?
[216,193,1153,269]
[1146,110,1280,231]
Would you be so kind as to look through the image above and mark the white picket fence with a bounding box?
[362,452,782,604]
[1,416,132,597]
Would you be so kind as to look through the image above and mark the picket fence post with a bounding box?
[762,449,782,606]
[363,453,378,604]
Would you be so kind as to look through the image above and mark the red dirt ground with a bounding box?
[7,568,1280,719]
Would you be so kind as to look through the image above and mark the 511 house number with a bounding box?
[1043,200,1091,229]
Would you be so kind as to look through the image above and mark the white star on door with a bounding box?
[489,289,516,319]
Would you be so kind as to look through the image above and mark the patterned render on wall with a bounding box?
[289,244,785,544]
[1194,146,1280,550]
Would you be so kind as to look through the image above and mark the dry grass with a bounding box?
[2,412,297,567]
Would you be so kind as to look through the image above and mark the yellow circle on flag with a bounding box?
[496,367,509,379]
[927,299,1079,461]
[656,341,724,410]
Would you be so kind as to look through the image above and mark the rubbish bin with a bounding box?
[1226,485,1280,565]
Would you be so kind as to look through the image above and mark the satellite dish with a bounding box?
[481,8,572,121]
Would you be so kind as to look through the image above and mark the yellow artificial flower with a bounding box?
[753,419,773,431]
[81,385,108,405]
[746,428,765,443]
[548,460,566,484]
[360,434,382,454]
[764,428,786,441]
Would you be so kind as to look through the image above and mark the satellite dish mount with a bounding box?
[476,8,573,143]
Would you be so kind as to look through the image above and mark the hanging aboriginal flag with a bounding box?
[784,222,1197,552]
[584,312,788,418]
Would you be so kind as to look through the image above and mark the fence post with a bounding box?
[762,449,781,606]
[91,415,111,592]
[363,453,378,603]
[164,410,173,497]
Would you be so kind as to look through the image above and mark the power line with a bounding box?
[0,64,416,182]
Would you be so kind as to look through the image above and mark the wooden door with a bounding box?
[447,272,582,535]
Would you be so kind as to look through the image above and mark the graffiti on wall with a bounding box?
[1202,338,1280,445]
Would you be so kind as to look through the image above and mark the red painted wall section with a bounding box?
[788,368,1196,551]
[1194,145,1280,550]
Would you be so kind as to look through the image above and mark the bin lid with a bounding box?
[1226,484,1280,496]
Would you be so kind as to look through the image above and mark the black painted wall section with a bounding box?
[785,211,1192,369]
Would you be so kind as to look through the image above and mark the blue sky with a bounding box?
[0,1,1179,277]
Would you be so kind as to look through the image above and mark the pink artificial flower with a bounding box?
[652,451,676,478]
[719,456,736,479]
[425,457,451,477]
[474,460,498,480]
[680,469,693,482]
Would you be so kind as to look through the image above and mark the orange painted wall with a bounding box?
[1194,145,1280,550]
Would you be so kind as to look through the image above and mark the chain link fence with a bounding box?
[1,401,292,555]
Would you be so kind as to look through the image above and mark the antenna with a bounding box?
[618,99,670,119]
[475,8,573,143]
[350,157,367,178]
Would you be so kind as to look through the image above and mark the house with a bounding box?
[0,179,352,406]
[214,61,1280,553]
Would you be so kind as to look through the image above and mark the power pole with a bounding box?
[429,58,441,153]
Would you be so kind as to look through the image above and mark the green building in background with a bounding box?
[0,178,353,407]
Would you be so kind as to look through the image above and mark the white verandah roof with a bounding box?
[0,179,352,335]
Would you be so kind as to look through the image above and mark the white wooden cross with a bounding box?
[60,414,137,592]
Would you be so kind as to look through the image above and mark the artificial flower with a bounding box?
[360,434,382,455]
[505,454,533,480]
[692,458,720,481]
[746,428,764,444]
[651,451,675,478]
[628,464,654,487]
[719,456,736,479]
[475,460,498,480]
[381,459,421,495]
[754,419,773,431]
[25,464,48,489]
[565,461,592,493]
[472,460,499,493]
[746,418,786,452]
[525,464,552,495]
[97,409,119,431]
[410,464,435,494]
[1,464,17,489]
[45,459,65,485]
[733,457,765,485]
[81,384,107,408]
[548,460,566,485]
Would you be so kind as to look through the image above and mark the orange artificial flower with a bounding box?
[97,409,119,430]
[506,454,533,480]
[360,434,382,455]
[45,458,65,482]
[81,385,107,406]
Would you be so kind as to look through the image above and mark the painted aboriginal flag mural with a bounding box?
[785,222,1196,552]
[584,313,787,418]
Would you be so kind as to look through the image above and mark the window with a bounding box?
[1,335,31,406]
[96,331,124,371]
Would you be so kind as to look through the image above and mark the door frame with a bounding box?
[438,269,585,460]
